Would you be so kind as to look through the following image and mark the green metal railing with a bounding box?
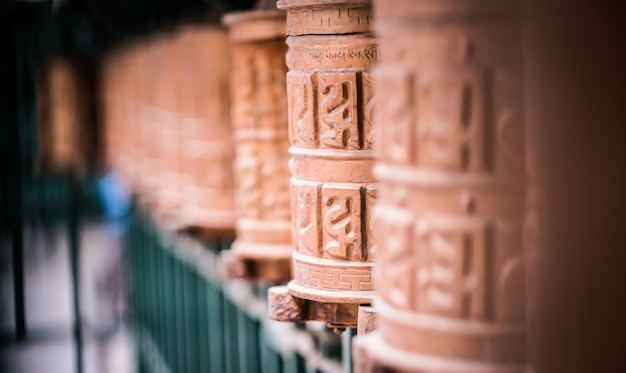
[126,208,356,373]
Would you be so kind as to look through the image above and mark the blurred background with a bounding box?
[0,1,350,373]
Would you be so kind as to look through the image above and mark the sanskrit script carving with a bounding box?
[322,184,364,261]
[288,71,374,150]
[416,67,488,172]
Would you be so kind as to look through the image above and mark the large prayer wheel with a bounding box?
[268,0,377,329]
[221,9,292,282]
[353,0,527,371]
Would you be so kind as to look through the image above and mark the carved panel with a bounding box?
[321,183,364,261]
[293,179,322,257]
[376,67,414,164]
[287,71,317,148]
[377,212,414,309]
[415,219,491,320]
[280,3,373,35]
[317,72,360,150]
[416,67,487,172]
[362,72,376,150]
[365,184,377,261]
[293,257,373,291]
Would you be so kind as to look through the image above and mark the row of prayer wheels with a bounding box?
[97,0,528,371]
[102,24,236,231]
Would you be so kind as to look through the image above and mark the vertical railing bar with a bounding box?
[174,242,188,373]
[67,173,83,373]
[9,25,26,340]
[236,305,248,373]
[208,278,224,373]
[341,328,356,373]
[185,260,199,373]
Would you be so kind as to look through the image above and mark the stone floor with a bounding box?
[0,220,134,373]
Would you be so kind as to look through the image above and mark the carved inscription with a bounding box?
[415,220,491,320]
[287,72,317,147]
[291,181,374,262]
[365,185,377,261]
[307,47,377,63]
[416,67,487,171]
[294,180,321,256]
[260,151,291,220]
[322,184,363,261]
[318,73,360,150]
[377,68,413,164]
[288,71,374,150]
[287,6,372,34]
[379,213,414,309]
[362,72,375,150]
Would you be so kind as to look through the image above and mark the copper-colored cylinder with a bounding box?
[354,0,527,371]
[37,57,93,172]
[101,49,120,174]
[153,34,183,220]
[122,42,145,193]
[221,9,292,282]
[268,0,377,328]
[137,37,168,206]
[178,26,236,232]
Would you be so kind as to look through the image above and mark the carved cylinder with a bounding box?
[221,10,292,281]
[276,0,377,327]
[177,26,236,231]
[354,1,526,371]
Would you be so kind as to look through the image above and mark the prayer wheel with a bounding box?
[268,0,377,329]
[101,49,121,175]
[178,26,236,233]
[153,34,183,221]
[135,38,162,204]
[37,57,95,172]
[353,0,527,371]
[220,9,292,282]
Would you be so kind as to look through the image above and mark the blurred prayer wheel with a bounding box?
[37,57,96,172]
[122,42,145,194]
[220,9,292,282]
[134,37,162,205]
[268,0,377,329]
[178,26,236,233]
[101,49,121,174]
[103,43,141,191]
[153,34,183,221]
[353,1,527,371]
